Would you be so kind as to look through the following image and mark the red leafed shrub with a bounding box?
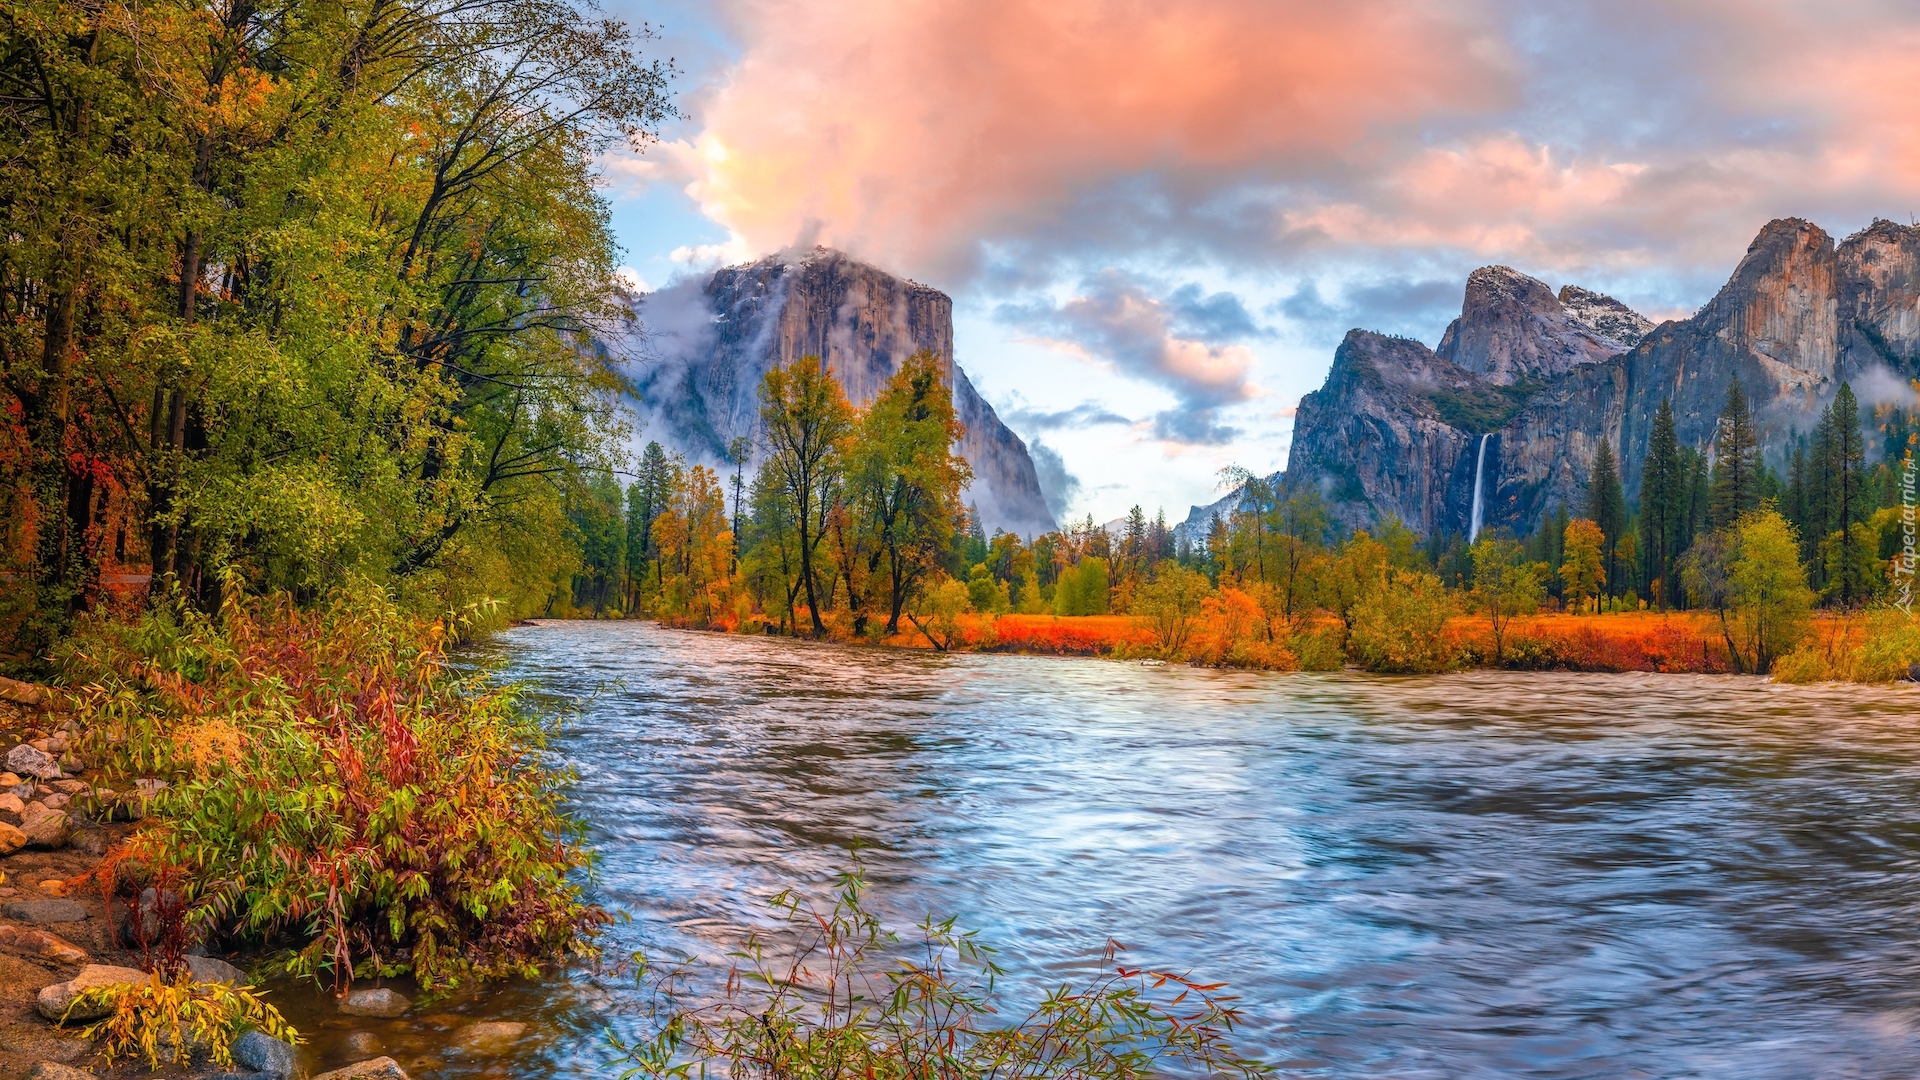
[59,584,606,991]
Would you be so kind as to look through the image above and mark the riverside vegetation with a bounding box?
[577,361,1920,683]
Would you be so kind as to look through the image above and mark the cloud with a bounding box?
[1027,438,1082,521]
[999,399,1135,431]
[650,0,1920,304]
[996,272,1265,444]
[674,0,1510,277]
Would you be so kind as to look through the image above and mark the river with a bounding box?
[277,620,1920,1079]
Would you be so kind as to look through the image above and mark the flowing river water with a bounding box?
[273,620,1920,1079]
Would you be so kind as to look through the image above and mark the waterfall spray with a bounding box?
[1468,434,1490,543]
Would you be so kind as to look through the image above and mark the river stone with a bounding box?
[186,954,249,985]
[232,1030,297,1079]
[0,790,24,817]
[36,964,149,1022]
[0,821,25,854]
[311,1057,409,1080]
[0,771,19,786]
[3,897,87,923]
[20,804,70,849]
[346,1031,382,1056]
[449,1021,528,1054]
[25,1063,95,1080]
[0,922,90,965]
[340,987,411,1017]
[7,744,57,780]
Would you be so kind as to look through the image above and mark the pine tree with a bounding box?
[1827,381,1870,606]
[1586,438,1628,598]
[1639,399,1684,608]
[1709,377,1761,529]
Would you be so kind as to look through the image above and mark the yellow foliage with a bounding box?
[74,973,299,1071]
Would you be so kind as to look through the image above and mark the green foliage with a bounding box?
[1052,557,1111,616]
[967,564,1010,614]
[1347,568,1456,673]
[61,585,605,990]
[1,0,674,647]
[1470,537,1545,663]
[74,973,299,1072]
[1686,510,1814,674]
[1586,438,1629,596]
[1133,561,1211,656]
[610,867,1270,1080]
[1709,377,1763,529]
[909,578,973,652]
[1426,379,1541,432]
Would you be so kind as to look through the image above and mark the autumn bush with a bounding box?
[59,584,605,991]
[611,867,1271,1080]
[1347,569,1457,673]
[1774,608,1920,683]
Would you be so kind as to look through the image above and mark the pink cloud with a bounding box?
[679,0,1514,276]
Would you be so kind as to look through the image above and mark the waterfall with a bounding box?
[1468,434,1490,543]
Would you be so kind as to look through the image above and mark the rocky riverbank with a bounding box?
[0,680,426,1080]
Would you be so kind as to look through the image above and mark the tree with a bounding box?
[1052,557,1110,616]
[1586,438,1628,598]
[846,353,970,634]
[1560,518,1606,613]
[1348,568,1455,673]
[1709,377,1762,528]
[1134,561,1211,657]
[1640,399,1684,608]
[758,358,854,637]
[1825,382,1870,606]
[1724,510,1814,673]
[1471,537,1545,664]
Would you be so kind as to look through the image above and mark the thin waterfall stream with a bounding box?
[1468,433,1489,542]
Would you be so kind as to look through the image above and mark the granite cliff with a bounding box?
[630,249,1058,537]
[1188,218,1920,540]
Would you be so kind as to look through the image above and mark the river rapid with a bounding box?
[279,620,1920,1079]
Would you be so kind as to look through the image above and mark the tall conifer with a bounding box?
[1709,377,1761,528]
[1586,438,1628,598]
[1639,399,1684,607]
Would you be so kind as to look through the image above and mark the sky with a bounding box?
[598,0,1920,526]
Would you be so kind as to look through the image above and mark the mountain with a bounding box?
[628,248,1058,537]
[1268,217,1920,539]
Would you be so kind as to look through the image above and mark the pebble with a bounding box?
[40,792,71,811]
[339,987,412,1018]
[449,1021,528,1054]
[37,879,67,896]
[0,821,26,855]
[48,780,86,795]
[0,791,23,817]
[0,771,20,786]
[231,1030,298,1079]
[2,897,88,923]
[36,964,149,1022]
[310,1057,410,1080]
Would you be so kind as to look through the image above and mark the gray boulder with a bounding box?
[7,744,58,780]
[449,1021,528,1054]
[231,1030,298,1079]
[311,1057,409,1080]
[186,954,250,985]
[20,803,71,848]
[2,897,88,924]
[36,964,149,1022]
[339,987,411,1018]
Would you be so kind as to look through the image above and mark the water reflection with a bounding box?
[281,621,1920,1079]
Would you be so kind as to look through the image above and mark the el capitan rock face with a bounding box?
[632,248,1057,536]
[1278,218,1920,539]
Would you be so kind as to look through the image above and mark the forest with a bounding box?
[568,356,1920,683]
